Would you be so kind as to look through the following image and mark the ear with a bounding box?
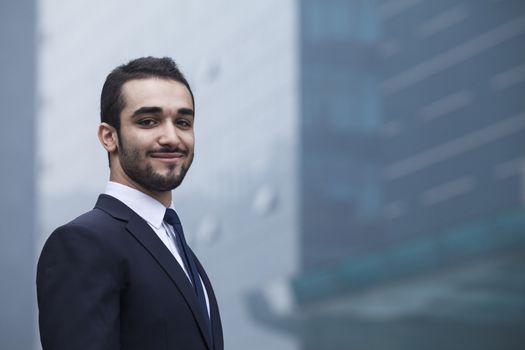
[97,122,118,153]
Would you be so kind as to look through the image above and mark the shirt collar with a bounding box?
[104,181,172,229]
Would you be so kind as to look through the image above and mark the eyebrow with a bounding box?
[131,106,195,118]
[131,106,163,118]
[178,108,195,116]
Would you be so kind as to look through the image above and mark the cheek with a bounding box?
[120,138,150,158]
[125,132,153,149]
[180,134,195,149]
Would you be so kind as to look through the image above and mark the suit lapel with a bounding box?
[95,195,214,350]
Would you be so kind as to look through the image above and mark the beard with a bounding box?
[118,138,193,192]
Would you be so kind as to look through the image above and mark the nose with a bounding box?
[157,121,180,148]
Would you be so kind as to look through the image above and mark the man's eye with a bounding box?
[177,120,192,128]
[138,119,157,126]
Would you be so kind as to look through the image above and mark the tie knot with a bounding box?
[164,208,181,226]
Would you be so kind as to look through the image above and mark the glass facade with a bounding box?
[300,0,383,268]
[250,0,525,349]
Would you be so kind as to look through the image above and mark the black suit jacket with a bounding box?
[37,194,223,350]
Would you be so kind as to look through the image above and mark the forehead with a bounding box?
[121,78,193,112]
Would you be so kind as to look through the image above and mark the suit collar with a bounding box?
[104,181,168,228]
[95,194,133,221]
[94,194,215,350]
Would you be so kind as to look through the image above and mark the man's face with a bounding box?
[114,78,195,193]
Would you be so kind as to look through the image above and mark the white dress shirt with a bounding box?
[104,181,210,316]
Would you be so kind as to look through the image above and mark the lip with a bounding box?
[150,152,185,163]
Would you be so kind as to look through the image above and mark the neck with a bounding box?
[109,173,172,208]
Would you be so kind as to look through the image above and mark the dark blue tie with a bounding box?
[164,208,212,342]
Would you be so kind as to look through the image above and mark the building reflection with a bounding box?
[247,1,525,349]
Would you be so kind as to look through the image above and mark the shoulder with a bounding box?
[38,209,131,284]
[68,207,126,232]
[48,208,122,240]
[40,207,129,260]
[36,209,127,298]
[38,195,142,268]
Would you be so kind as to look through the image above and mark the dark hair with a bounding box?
[100,56,194,132]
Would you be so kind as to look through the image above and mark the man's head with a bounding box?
[98,57,195,197]
[100,56,194,138]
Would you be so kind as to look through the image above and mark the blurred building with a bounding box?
[247,0,525,349]
[0,1,37,349]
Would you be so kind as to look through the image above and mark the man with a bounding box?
[37,57,223,350]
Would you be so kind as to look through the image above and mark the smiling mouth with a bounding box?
[150,152,185,163]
